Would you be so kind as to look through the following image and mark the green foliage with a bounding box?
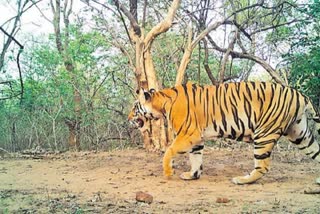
[282,1,320,106]
[288,47,320,104]
[0,24,135,152]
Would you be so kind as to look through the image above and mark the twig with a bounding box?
[0,147,13,156]
[0,26,24,48]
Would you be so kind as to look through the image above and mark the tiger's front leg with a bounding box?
[163,147,175,178]
[163,134,202,179]
[180,144,204,180]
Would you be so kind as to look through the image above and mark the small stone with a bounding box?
[316,177,320,185]
[216,197,230,203]
[136,191,153,204]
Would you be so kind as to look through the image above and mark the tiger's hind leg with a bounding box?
[232,134,279,185]
[285,116,320,184]
[285,116,320,162]
[180,143,204,180]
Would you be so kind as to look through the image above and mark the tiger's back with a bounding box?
[178,82,308,143]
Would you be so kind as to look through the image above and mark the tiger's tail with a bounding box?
[307,99,320,136]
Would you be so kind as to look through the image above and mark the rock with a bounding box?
[135,191,153,204]
[216,197,230,203]
[316,177,320,185]
[90,192,102,202]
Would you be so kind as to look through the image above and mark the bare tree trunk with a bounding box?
[111,0,180,152]
[11,121,17,152]
[219,30,238,83]
[51,0,80,151]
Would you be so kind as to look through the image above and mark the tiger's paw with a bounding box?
[232,175,257,185]
[180,171,201,180]
[163,168,174,179]
[179,172,194,180]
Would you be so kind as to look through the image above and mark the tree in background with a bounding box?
[0,0,41,152]
[49,0,84,151]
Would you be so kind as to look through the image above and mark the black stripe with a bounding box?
[206,88,210,127]
[307,135,315,148]
[251,82,256,90]
[236,83,241,99]
[193,171,200,179]
[221,108,227,131]
[291,130,307,145]
[260,83,266,101]
[255,139,275,146]
[311,147,320,159]
[255,167,267,174]
[254,152,271,160]
[222,86,228,114]
[213,120,217,131]
[230,126,237,139]
[177,84,190,135]
[299,135,314,150]
[218,128,224,138]
[178,151,187,154]
[243,95,253,130]
[245,84,252,101]
[206,88,209,126]
[190,145,204,153]
[192,85,197,107]
[239,119,245,137]
[237,133,244,141]
[193,152,202,155]
[254,145,266,149]
[231,106,240,130]
[216,85,220,104]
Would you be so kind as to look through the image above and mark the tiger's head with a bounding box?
[127,101,149,130]
[137,88,165,120]
[128,88,164,130]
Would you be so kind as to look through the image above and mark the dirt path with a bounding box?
[1,147,319,213]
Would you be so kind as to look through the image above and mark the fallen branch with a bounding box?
[304,188,320,194]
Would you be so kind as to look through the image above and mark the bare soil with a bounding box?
[1,146,320,213]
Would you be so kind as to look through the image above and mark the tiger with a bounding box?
[128,81,320,184]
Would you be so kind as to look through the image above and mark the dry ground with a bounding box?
[1,145,320,213]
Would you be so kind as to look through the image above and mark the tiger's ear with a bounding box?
[149,88,156,94]
[138,88,152,103]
